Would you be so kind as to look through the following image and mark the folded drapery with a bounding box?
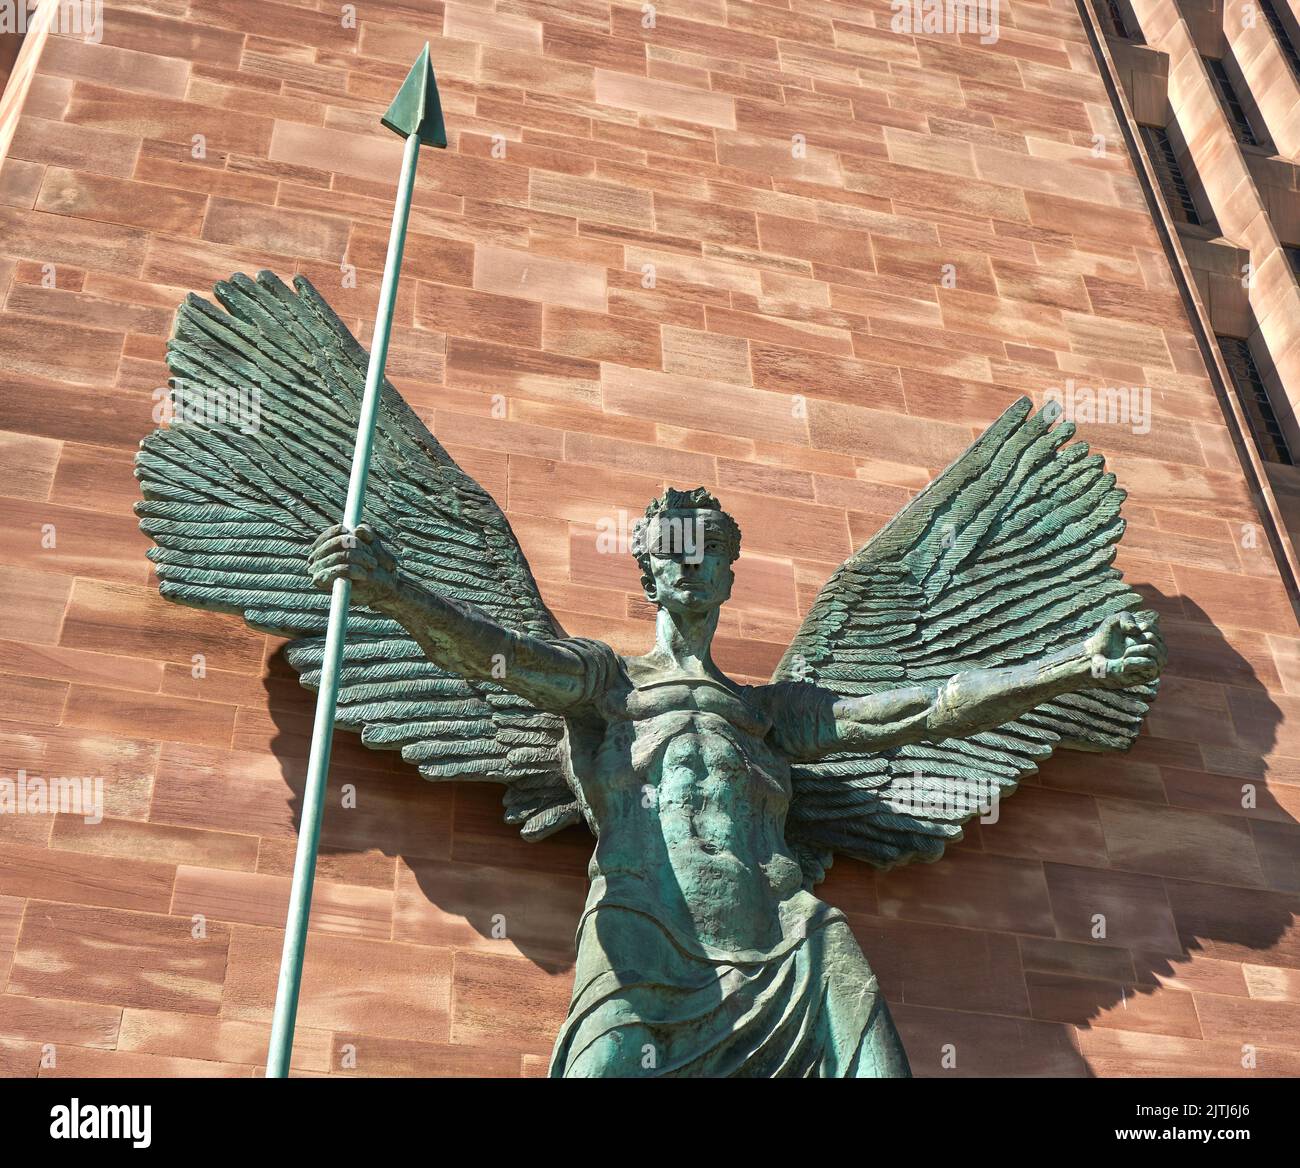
[550,899,911,1078]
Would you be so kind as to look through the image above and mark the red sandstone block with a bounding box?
[870,235,995,296]
[875,850,1058,936]
[7,283,171,342]
[472,244,606,313]
[41,1046,250,1077]
[602,364,806,446]
[8,900,229,1014]
[0,832,175,915]
[538,15,646,71]
[118,1007,331,1073]
[849,914,1030,1016]
[171,865,393,940]
[1026,971,1202,1037]
[611,5,777,63]
[480,45,596,99]
[450,949,572,1053]
[39,37,190,99]
[605,271,708,330]
[61,579,265,672]
[1173,565,1298,638]
[256,839,396,891]
[891,1003,1086,1076]
[976,785,1110,867]
[158,662,272,707]
[1019,935,1139,983]
[1165,879,1300,971]
[1045,862,1183,954]
[1194,992,1300,1047]
[937,287,1068,350]
[62,684,237,750]
[223,925,451,1041]
[807,399,974,468]
[9,114,139,180]
[0,638,162,694]
[64,82,273,158]
[190,0,358,50]
[52,814,258,873]
[0,992,120,1049]
[1025,190,1162,250]
[1079,1027,1300,1076]
[0,313,124,384]
[755,213,873,273]
[331,1031,523,1076]
[98,7,244,68]
[0,673,66,726]
[0,159,41,211]
[1136,949,1254,996]
[543,304,662,369]
[393,856,585,961]
[268,120,402,187]
[0,431,58,502]
[507,452,662,527]
[705,304,854,356]
[0,722,158,821]
[202,197,350,265]
[1096,799,1266,887]
[528,168,653,230]
[902,369,1025,428]
[562,428,715,484]
[651,191,759,249]
[431,407,564,461]
[594,68,735,130]
[660,325,750,384]
[0,496,146,588]
[416,282,542,348]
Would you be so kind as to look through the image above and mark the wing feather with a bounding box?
[137,271,582,840]
[771,397,1158,876]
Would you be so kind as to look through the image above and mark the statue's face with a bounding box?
[642,509,735,615]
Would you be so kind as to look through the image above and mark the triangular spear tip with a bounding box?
[380,42,447,148]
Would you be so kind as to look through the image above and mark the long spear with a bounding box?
[266,44,447,1078]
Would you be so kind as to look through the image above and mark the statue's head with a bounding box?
[632,487,741,615]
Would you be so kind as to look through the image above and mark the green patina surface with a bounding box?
[136,274,1164,1077]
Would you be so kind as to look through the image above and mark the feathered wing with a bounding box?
[135,270,582,840]
[771,396,1158,879]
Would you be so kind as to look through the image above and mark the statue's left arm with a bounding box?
[773,611,1163,761]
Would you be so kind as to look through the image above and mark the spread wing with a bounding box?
[771,396,1158,878]
[135,271,582,840]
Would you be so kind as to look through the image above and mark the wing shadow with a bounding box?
[262,650,591,976]
[826,587,1298,1076]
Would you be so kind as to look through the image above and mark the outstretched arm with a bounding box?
[777,611,1164,760]
[308,524,591,713]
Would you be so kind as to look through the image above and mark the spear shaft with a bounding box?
[266,45,445,1079]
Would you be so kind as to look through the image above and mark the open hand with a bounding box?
[1084,610,1165,689]
[308,523,403,608]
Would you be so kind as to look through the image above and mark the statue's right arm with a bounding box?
[308,523,591,713]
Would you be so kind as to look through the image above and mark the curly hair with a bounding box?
[631,487,742,600]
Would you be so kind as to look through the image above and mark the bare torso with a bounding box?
[568,659,809,954]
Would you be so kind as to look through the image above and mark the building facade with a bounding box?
[0,0,1296,1076]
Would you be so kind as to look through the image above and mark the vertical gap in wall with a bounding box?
[1074,0,1300,622]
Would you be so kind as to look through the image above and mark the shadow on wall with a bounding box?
[263,587,1298,1072]
[848,589,1298,1077]
[261,648,591,977]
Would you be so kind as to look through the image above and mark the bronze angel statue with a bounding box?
[136,272,1164,1078]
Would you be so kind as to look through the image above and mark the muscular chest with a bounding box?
[601,676,771,736]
